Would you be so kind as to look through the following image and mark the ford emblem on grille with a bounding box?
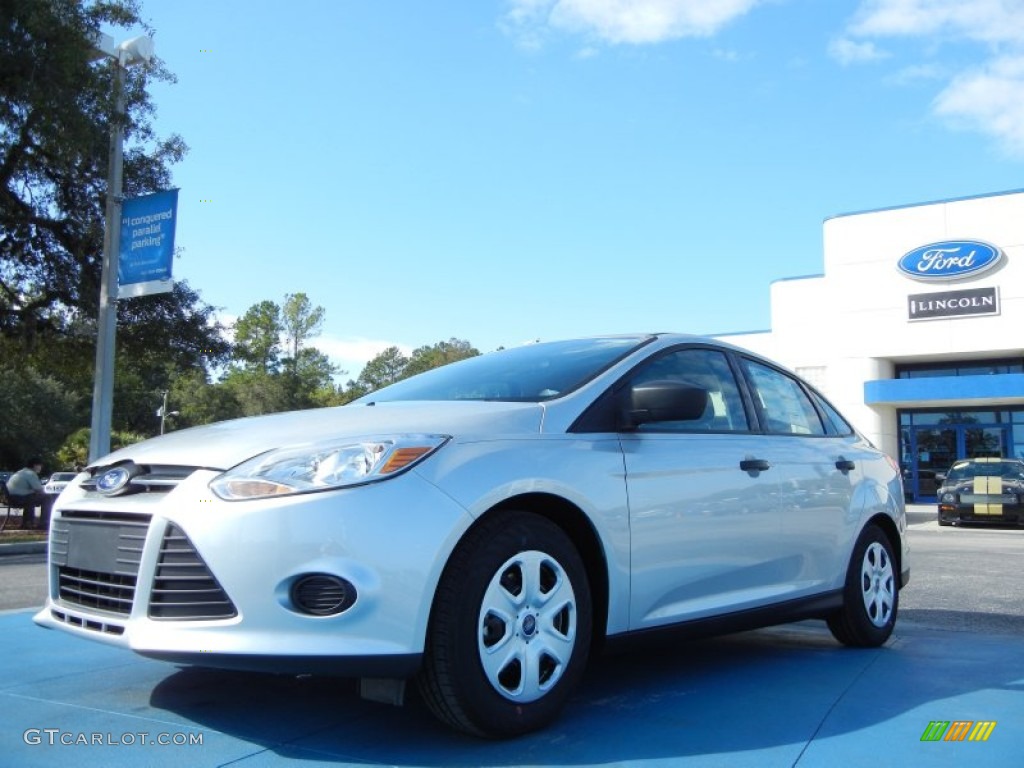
[96,466,132,494]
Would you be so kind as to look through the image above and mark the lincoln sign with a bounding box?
[908,287,999,321]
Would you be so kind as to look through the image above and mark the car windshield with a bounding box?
[946,460,1024,481]
[355,336,652,403]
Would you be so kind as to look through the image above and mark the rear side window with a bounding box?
[742,359,826,436]
[811,391,855,436]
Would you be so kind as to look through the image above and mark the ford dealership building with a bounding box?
[722,188,1024,502]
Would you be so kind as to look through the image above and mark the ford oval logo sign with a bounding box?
[897,240,1002,282]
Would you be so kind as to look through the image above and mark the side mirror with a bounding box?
[620,381,708,430]
[934,472,946,483]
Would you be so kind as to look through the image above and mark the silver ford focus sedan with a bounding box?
[35,334,908,737]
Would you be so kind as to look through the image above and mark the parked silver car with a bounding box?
[35,334,908,736]
[43,472,79,497]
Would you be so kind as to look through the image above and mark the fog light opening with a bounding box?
[290,574,357,616]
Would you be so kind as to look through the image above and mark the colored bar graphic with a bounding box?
[969,722,997,742]
[921,721,949,741]
[945,721,973,741]
[921,720,996,742]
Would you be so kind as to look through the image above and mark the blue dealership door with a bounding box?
[902,424,1010,501]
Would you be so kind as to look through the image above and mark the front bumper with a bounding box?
[34,468,473,677]
[938,499,1024,526]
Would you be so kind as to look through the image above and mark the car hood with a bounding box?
[93,401,546,471]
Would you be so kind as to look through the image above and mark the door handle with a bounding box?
[740,458,772,472]
[835,459,856,472]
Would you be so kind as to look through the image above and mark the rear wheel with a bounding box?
[417,511,592,737]
[828,524,898,647]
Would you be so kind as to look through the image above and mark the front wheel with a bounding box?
[827,524,898,647]
[417,511,592,737]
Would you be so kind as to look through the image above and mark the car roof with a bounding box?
[950,458,1024,469]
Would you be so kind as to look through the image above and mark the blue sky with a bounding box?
[117,0,1024,379]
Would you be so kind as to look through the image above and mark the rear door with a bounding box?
[737,357,859,594]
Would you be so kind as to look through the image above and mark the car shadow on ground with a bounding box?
[146,619,1024,765]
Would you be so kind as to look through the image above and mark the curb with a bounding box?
[0,541,47,556]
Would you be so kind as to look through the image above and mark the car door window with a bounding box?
[810,391,854,436]
[628,348,749,432]
[742,359,826,436]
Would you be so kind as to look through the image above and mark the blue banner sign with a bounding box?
[897,240,1002,282]
[118,189,178,297]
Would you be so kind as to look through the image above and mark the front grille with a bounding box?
[52,515,150,616]
[148,523,237,620]
[80,463,200,497]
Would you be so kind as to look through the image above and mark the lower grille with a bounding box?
[148,523,237,620]
[58,567,137,615]
[50,608,125,636]
[53,514,149,616]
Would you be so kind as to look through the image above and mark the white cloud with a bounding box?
[504,0,766,46]
[839,1,1024,156]
[850,0,1024,44]
[884,62,945,85]
[933,55,1024,157]
[828,37,889,65]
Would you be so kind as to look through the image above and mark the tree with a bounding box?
[355,346,409,393]
[282,292,325,362]
[1,1,230,457]
[0,361,78,468]
[232,300,282,373]
[1,0,188,348]
[349,338,478,397]
[284,347,338,409]
[405,337,479,377]
[55,427,147,469]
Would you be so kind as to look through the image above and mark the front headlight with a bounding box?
[940,492,957,504]
[209,434,449,501]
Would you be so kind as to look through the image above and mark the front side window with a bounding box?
[743,359,825,436]
[627,348,749,433]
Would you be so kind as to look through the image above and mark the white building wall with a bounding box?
[717,190,1024,460]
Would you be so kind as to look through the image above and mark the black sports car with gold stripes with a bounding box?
[937,458,1024,527]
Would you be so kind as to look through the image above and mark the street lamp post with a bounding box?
[158,390,179,435]
[87,34,154,463]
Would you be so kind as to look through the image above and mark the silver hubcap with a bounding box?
[860,542,895,627]
[477,550,577,702]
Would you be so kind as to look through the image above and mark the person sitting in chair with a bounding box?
[5,457,54,530]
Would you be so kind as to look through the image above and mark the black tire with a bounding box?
[417,511,592,738]
[828,524,898,648]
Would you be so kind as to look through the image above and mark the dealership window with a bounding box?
[899,407,1024,499]
[795,366,826,390]
[896,359,1023,378]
